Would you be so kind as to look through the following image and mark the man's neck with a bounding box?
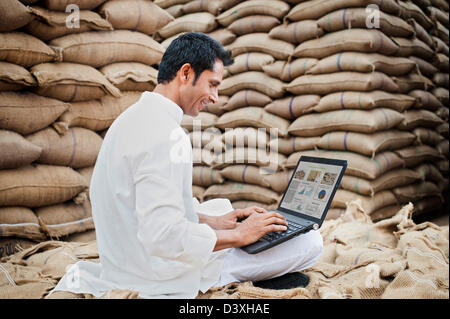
[153,83,182,110]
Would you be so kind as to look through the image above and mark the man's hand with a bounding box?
[212,206,268,230]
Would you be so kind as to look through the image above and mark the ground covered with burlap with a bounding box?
[0,201,447,299]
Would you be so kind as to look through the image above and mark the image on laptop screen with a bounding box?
[280,160,344,219]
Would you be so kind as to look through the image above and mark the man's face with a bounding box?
[180,60,224,116]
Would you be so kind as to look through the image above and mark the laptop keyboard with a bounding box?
[260,220,306,242]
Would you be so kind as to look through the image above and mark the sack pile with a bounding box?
[154,0,449,222]
[0,0,173,257]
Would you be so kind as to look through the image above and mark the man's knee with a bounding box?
[299,230,323,268]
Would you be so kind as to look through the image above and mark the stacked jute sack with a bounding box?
[154,0,449,222]
[0,201,447,299]
[0,0,172,257]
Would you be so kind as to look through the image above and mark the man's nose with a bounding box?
[209,87,219,104]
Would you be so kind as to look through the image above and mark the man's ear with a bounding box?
[179,63,192,84]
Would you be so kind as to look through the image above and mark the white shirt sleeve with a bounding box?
[133,140,217,281]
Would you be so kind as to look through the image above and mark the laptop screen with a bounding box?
[279,159,344,220]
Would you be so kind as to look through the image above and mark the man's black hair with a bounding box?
[157,32,234,85]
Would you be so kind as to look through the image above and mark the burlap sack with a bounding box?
[429,6,449,26]
[204,0,241,15]
[0,237,37,258]
[213,147,286,171]
[223,90,272,111]
[392,73,434,94]
[410,90,444,111]
[49,30,165,68]
[393,182,441,204]
[409,56,439,78]
[370,204,403,221]
[409,19,435,49]
[264,95,319,120]
[413,128,444,146]
[437,140,449,158]
[0,91,69,135]
[226,33,294,60]
[98,0,173,35]
[263,169,293,193]
[219,71,285,98]
[53,92,141,134]
[262,58,318,82]
[35,200,94,238]
[397,109,444,131]
[66,229,96,243]
[226,53,275,75]
[317,130,416,157]
[0,32,59,68]
[156,12,217,39]
[435,21,449,44]
[207,28,236,46]
[391,37,434,60]
[0,207,46,241]
[216,0,290,26]
[42,0,108,11]
[415,163,446,184]
[202,95,227,116]
[31,62,121,102]
[0,0,34,32]
[154,0,190,9]
[227,15,280,35]
[340,169,423,196]
[77,166,94,199]
[100,62,158,92]
[222,127,268,148]
[268,20,323,44]
[413,196,444,217]
[433,35,449,55]
[204,182,280,204]
[181,112,218,131]
[216,107,290,137]
[394,145,444,168]
[287,72,399,95]
[0,130,42,170]
[192,166,224,187]
[0,62,37,91]
[286,0,400,22]
[25,127,103,169]
[192,185,205,202]
[269,136,319,155]
[331,189,398,215]
[293,29,399,59]
[398,1,434,30]
[307,53,415,76]
[26,6,113,42]
[288,108,404,137]
[434,53,449,72]
[436,107,449,122]
[285,150,404,180]
[317,8,414,37]
[0,164,88,207]
[315,91,414,114]
[433,73,449,89]
[190,128,224,151]
[432,87,449,106]
[220,165,270,188]
[231,200,278,211]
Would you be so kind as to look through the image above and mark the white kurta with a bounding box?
[51,92,224,298]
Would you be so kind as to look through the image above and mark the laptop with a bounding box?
[241,155,347,254]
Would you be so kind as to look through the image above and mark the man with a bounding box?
[50,33,323,298]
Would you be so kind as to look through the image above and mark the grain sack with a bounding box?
[100,62,158,92]
[435,21,449,44]
[437,140,449,158]
[156,12,217,39]
[268,20,324,45]
[181,112,218,131]
[190,128,224,151]
[264,95,319,120]
[204,182,280,204]
[227,15,280,36]
[391,37,434,60]
[293,29,399,59]
[436,107,449,122]
[394,145,444,168]
[340,169,423,196]
[0,32,59,68]
[53,92,141,133]
[232,200,278,211]
[286,0,400,22]
[392,182,441,203]
[216,107,290,137]
[325,208,345,220]
[269,136,320,156]
[429,6,449,26]
[331,189,398,215]
[432,87,449,106]
[222,127,268,148]
[154,0,191,9]
[307,53,415,76]
[288,108,404,137]
[224,90,272,111]
[397,109,444,131]
[25,127,103,169]
[0,207,46,241]
[0,91,69,135]
[42,0,108,11]
[49,30,165,68]
[98,0,173,35]
[371,205,403,221]
[193,166,224,187]
[193,148,216,166]
[220,165,270,188]
[392,73,434,93]
[409,19,435,49]
[214,147,286,171]
[317,130,416,157]
[77,166,94,199]
[398,1,434,30]
[434,53,449,72]
[262,59,318,82]
[409,90,444,111]
[0,237,37,258]
[317,8,414,37]
[285,150,404,180]
[219,72,286,98]
[263,169,294,193]
[35,200,94,238]
[226,33,294,60]
[66,229,96,242]
[413,128,444,146]
[0,130,42,170]
[207,28,236,46]
[201,95,227,116]
[0,164,87,207]
[226,53,275,75]
[408,56,439,78]
[413,196,444,217]
[26,6,113,42]
[216,0,290,26]
[192,185,205,202]
[314,91,415,113]
[181,0,211,14]
[415,163,446,185]
[0,62,37,91]
[31,62,121,102]
[0,0,34,32]
[433,73,449,89]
